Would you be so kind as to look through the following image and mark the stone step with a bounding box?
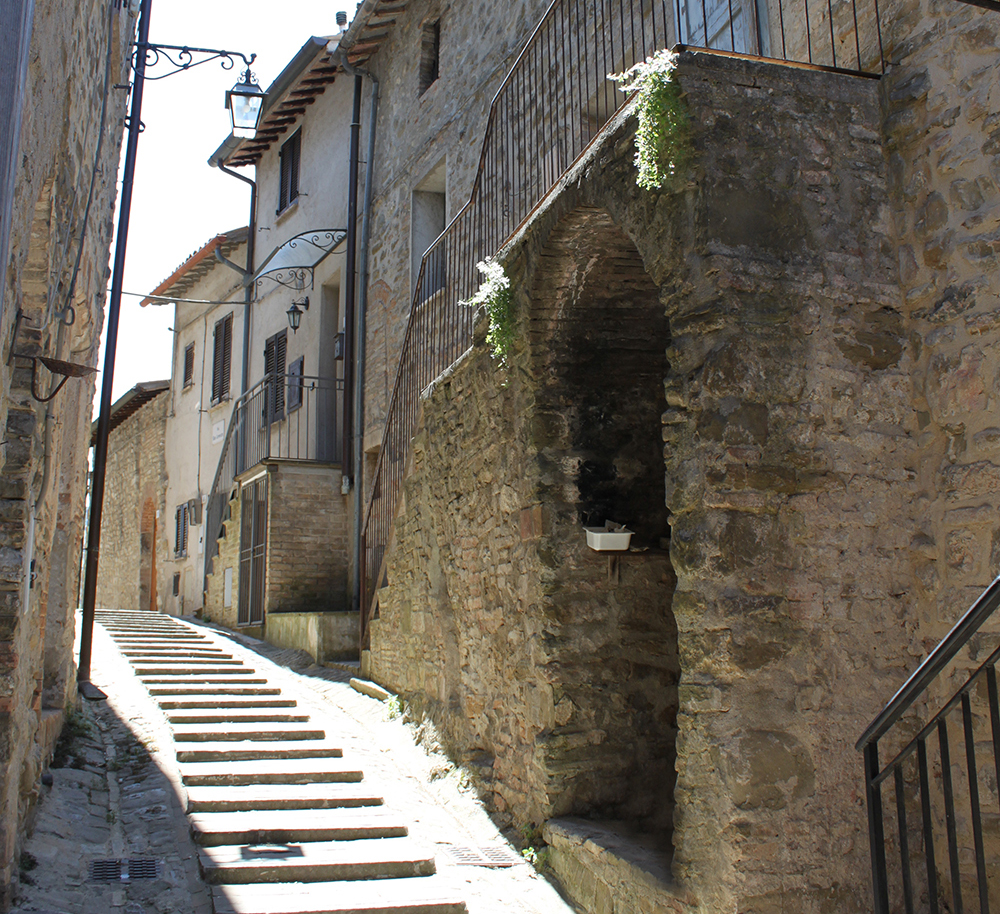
[211,878,467,914]
[123,650,233,658]
[135,665,254,676]
[180,757,363,787]
[148,686,282,697]
[159,698,297,710]
[190,808,407,845]
[112,636,210,642]
[131,658,246,668]
[198,837,436,885]
[167,709,311,725]
[172,723,326,743]
[186,784,383,813]
[141,676,267,685]
[176,740,343,763]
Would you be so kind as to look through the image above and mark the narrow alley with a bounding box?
[11,611,576,914]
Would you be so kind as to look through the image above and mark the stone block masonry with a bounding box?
[0,0,135,908]
[372,50,921,914]
[96,390,169,613]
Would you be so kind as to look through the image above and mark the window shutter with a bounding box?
[221,314,232,400]
[275,331,287,416]
[287,357,303,411]
[183,344,195,387]
[288,133,300,202]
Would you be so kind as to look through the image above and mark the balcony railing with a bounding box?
[360,0,887,638]
[857,577,1000,914]
[203,371,343,591]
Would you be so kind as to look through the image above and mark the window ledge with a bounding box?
[275,197,300,224]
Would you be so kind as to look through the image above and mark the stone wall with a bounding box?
[265,462,350,615]
[95,391,170,613]
[0,0,134,906]
[372,51,915,914]
[204,491,241,631]
[361,0,551,451]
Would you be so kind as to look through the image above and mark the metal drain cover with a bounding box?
[88,858,159,882]
[441,844,522,867]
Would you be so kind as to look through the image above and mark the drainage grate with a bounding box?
[88,858,159,882]
[441,844,522,867]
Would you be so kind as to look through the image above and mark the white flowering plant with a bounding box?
[611,50,691,191]
[463,258,514,366]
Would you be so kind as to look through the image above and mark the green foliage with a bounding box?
[463,258,515,366]
[384,694,403,720]
[612,50,691,191]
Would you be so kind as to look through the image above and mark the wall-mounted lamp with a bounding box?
[225,67,266,138]
[286,296,309,333]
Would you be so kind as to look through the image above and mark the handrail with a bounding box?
[359,0,888,639]
[856,574,1000,750]
[857,576,1000,914]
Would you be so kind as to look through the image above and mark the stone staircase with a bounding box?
[94,610,467,914]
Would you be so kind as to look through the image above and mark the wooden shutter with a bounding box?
[220,314,232,400]
[287,356,304,411]
[175,504,188,556]
[212,314,233,402]
[278,131,300,211]
[183,343,194,387]
[263,330,287,420]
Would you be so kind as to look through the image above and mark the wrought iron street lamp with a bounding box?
[226,69,266,137]
[77,0,262,700]
[286,297,309,333]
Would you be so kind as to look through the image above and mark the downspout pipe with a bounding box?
[341,73,362,484]
[213,159,256,396]
[334,50,378,617]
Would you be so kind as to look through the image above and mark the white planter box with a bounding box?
[585,527,633,552]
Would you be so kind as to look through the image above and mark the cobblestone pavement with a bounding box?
[11,616,578,914]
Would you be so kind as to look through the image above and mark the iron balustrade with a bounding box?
[857,576,1000,914]
[203,371,343,594]
[359,0,887,637]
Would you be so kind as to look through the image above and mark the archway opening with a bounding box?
[529,206,678,856]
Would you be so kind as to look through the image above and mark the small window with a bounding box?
[174,504,189,557]
[278,131,301,213]
[263,330,288,421]
[287,356,304,412]
[172,573,181,597]
[183,343,195,388]
[211,314,233,403]
[418,19,441,95]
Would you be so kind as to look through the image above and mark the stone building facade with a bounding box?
[355,0,1000,908]
[0,0,134,907]
[94,383,170,614]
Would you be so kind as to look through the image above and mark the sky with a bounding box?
[94,0,346,412]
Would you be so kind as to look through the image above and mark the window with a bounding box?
[263,329,287,421]
[287,356,304,412]
[278,130,301,213]
[211,313,233,403]
[172,573,180,597]
[412,158,447,298]
[418,19,441,95]
[174,503,189,557]
[183,343,195,388]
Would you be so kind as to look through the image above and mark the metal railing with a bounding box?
[359,0,887,637]
[203,371,343,591]
[857,577,1000,914]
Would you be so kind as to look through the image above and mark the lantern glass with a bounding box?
[226,70,265,137]
[287,302,303,333]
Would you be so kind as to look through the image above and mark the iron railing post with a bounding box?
[864,741,890,914]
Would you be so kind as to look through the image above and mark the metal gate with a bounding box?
[237,476,267,625]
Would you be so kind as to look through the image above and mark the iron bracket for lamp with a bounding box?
[11,353,98,403]
[135,43,256,81]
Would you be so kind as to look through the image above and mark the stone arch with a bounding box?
[525,205,678,852]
